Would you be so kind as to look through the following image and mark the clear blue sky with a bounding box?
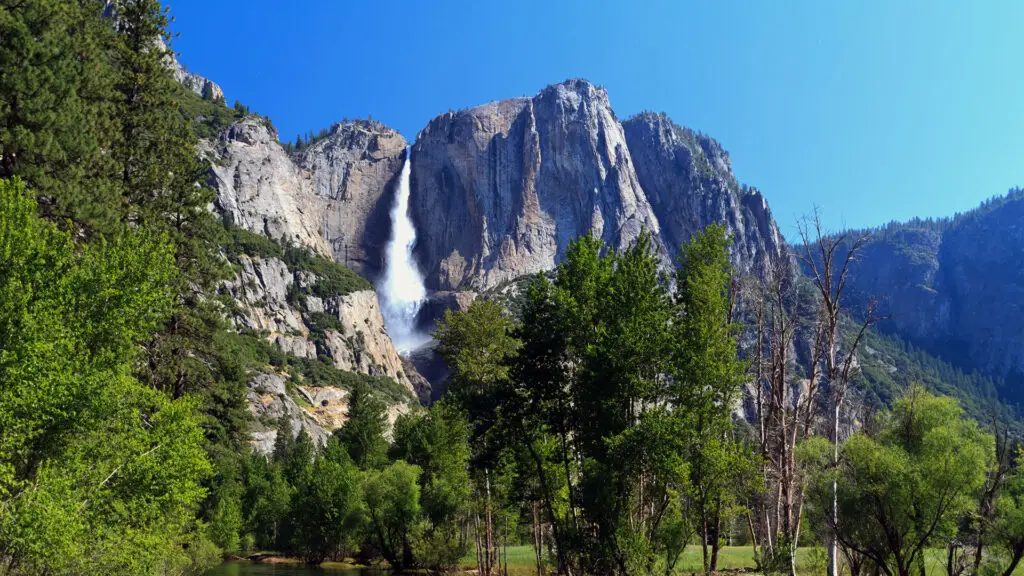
[168,0,1024,238]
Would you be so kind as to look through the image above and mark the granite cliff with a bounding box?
[408,80,783,292]
[204,116,407,279]
[197,116,422,450]
[197,79,789,405]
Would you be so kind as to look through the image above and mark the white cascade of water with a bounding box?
[379,149,428,353]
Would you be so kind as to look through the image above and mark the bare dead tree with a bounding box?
[971,414,1016,575]
[798,207,878,576]
[745,251,827,576]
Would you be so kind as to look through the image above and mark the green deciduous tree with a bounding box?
[980,448,1024,576]
[0,178,212,574]
[812,387,991,576]
[291,438,365,564]
[392,402,472,570]
[364,460,423,571]
[435,227,754,576]
[672,224,754,575]
[241,451,293,551]
[335,380,389,470]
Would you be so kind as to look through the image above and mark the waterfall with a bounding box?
[379,149,428,353]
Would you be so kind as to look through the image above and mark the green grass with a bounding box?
[456,545,1007,576]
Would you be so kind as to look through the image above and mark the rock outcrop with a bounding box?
[201,115,426,449]
[295,120,407,276]
[245,371,411,455]
[174,65,224,102]
[223,253,419,393]
[204,117,407,280]
[246,372,331,453]
[621,112,783,273]
[224,251,424,453]
[205,119,330,252]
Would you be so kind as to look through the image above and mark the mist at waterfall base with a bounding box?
[378,151,429,354]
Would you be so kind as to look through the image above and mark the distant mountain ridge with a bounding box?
[819,188,1024,405]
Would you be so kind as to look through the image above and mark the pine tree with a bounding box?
[0,0,122,233]
[106,0,247,452]
[334,379,388,469]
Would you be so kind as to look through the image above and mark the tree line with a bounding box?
[431,221,1024,576]
[205,380,474,572]
[0,0,256,573]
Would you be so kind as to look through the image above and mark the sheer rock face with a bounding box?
[205,119,330,253]
[203,117,430,434]
[410,79,664,291]
[294,121,407,277]
[205,80,789,397]
[204,117,407,280]
[621,112,783,273]
[408,80,782,291]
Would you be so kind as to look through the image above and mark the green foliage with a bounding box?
[391,402,471,527]
[177,86,247,140]
[391,402,472,571]
[223,220,284,260]
[809,387,992,576]
[240,452,292,551]
[434,298,521,461]
[364,460,423,571]
[291,439,365,564]
[282,244,373,297]
[851,325,1008,425]
[0,0,122,234]
[208,490,244,554]
[672,224,754,573]
[334,379,389,470]
[434,226,754,575]
[984,450,1024,576]
[0,178,213,574]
